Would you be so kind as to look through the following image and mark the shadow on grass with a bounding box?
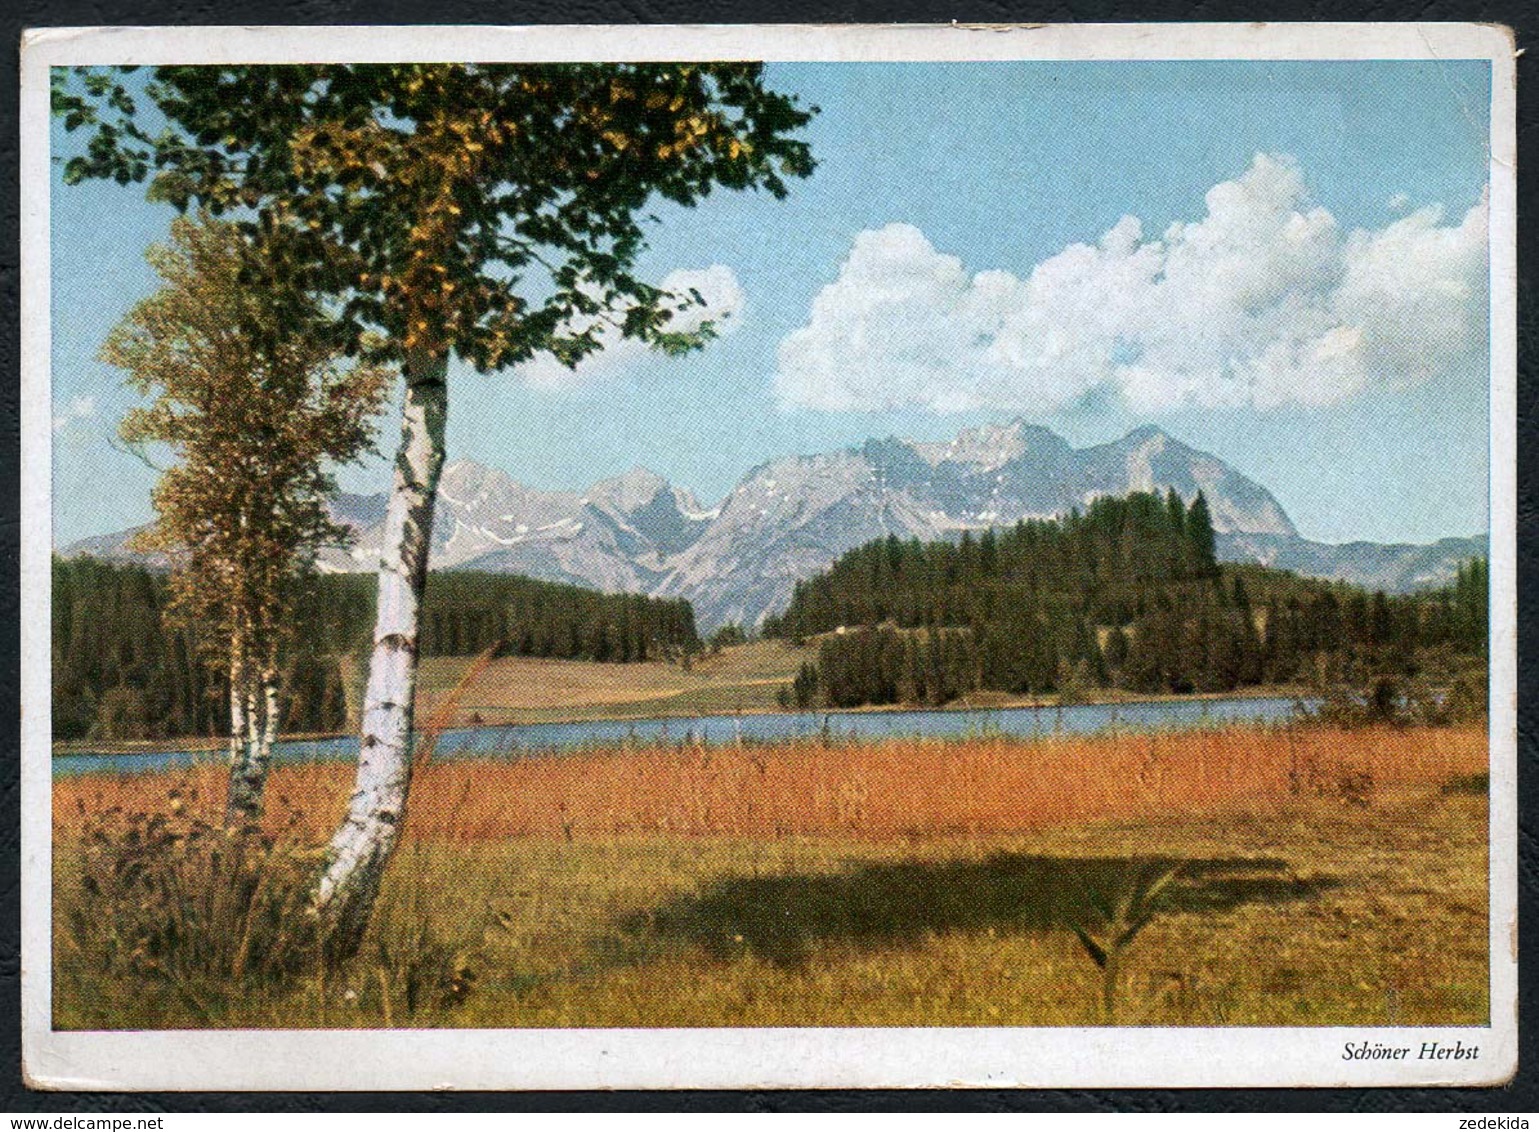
[1441,771,1489,795]
[615,854,1337,967]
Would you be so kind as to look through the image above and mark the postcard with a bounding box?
[19,21,1517,1090]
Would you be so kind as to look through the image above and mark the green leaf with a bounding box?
[1136,863,1184,912]
[1116,912,1154,950]
[1070,923,1107,969]
[54,62,815,372]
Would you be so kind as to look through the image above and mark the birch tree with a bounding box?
[56,63,815,956]
[103,214,389,822]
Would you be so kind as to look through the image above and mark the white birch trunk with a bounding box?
[245,684,260,753]
[231,667,281,821]
[260,671,280,769]
[225,643,270,824]
[315,351,448,957]
[227,653,245,772]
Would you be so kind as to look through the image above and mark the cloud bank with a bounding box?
[773,154,1488,414]
[520,264,746,391]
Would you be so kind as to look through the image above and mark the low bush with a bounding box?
[62,786,320,1015]
[60,786,478,1024]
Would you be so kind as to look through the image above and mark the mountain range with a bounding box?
[64,421,1488,629]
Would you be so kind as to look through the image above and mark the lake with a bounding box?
[53,694,1307,777]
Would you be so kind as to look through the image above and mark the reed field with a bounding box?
[52,723,1490,1029]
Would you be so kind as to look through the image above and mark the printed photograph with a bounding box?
[25,24,1514,1087]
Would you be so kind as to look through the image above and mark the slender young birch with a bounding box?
[58,63,815,956]
[104,215,389,822]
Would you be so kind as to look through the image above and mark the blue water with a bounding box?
[53,695,1306,778]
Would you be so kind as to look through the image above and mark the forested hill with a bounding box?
[53,557,701,743]
[762,490,1488,709]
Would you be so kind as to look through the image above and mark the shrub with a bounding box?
[63,786,321,1014]
[1056,658,1094,706]
[1308,647,1489,730]
[1414,656,1489,725]
[61,786,485,1025]
[709,623,748,653]
[791,662,820,709]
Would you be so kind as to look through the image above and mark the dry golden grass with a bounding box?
[407,639,807,725]
[52,724,1489,1030]
[433,784,1486,1029]
[687,639,809,681]
[418,654,697,711]
[54,723,1486,844]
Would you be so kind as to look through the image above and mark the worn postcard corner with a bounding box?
[19,21,1516,1092]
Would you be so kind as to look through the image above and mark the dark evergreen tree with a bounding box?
[1186,491,1218,576]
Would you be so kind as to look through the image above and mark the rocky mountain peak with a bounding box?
[911,417,1068,470]
[62,420,1482,630]
[1118,423,1173,446]
[587,467,672,514]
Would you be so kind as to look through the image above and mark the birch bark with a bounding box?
[226,651,250,819]
[315,351,448,957]
[260,671,280,774]
[227,686,265,821]
[227,626,281,821]
[225,634,271,823]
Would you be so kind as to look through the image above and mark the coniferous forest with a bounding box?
[763,491,1488,711]
[54,489,1489,740]
[53,556,701,742]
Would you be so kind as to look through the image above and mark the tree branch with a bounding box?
[107,435,168,473]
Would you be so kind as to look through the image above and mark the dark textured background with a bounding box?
[2,1,1533,1112]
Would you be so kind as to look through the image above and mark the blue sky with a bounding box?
[50,59,1492,547]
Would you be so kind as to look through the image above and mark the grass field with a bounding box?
[52,723,1489,1029]
[408,639,808,725]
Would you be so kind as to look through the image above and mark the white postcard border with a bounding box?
[19,21,1519,1091]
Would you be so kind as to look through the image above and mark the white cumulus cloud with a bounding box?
[773,154,1488,414]
[519,265,746,391]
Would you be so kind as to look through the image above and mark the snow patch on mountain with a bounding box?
[62,421,1483,631]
